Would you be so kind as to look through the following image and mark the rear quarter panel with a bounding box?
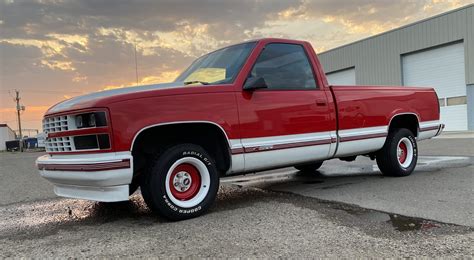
[330,86,439,130]
[329,85,439,157]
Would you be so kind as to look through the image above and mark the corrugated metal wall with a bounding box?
[318,4,474,86]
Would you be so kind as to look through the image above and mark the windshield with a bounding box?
[175,42,256,85]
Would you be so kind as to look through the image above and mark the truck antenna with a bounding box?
[134,42,139,86]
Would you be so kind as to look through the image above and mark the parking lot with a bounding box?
[0,134,473,257]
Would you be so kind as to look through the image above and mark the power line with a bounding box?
[1,119,42,123]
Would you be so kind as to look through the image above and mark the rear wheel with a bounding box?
[376,128,418,177]
[141,144,219,220]
[295,161,323,172]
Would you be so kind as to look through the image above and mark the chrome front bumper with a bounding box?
[36,152,133,202]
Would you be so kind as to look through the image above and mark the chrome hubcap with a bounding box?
[173,171,192,192]
[397,147,404,160]
[397,137,413,168]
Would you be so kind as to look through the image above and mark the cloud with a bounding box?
[1,33,89,71]
[0,0,471,130]
[97,23,227,57]
[102,70,181,90]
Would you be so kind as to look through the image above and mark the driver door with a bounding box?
[236,43,335,171]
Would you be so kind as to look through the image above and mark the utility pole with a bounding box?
[14,90,25,152]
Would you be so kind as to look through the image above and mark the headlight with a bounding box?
[74,112,107,129]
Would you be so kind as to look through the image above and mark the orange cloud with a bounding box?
[1,34,89,71]
[98,22,228,57]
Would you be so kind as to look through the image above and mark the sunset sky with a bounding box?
[0,0,472,133]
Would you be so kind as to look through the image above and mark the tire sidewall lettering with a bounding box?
[162,195,203,214]
[182,151,212,166]
[407,135,417,158]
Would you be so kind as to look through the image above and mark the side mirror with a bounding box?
[243,77,268,91]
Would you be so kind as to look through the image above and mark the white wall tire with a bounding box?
[141,144,219,220]
[376,128,418,177]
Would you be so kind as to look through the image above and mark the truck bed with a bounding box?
[329,85,440,157]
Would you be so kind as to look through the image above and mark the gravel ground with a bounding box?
[0,136,473,257]
[1,185,472,258]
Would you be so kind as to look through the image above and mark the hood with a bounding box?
[47,82,184,114]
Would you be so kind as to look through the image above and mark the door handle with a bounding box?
[316,100,327,106]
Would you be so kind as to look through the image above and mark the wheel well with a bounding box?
[131,123,231,177]
[389,114,419,136]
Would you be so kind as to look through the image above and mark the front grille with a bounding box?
[45,136,74,152]
[43,116,69,134]
[42,112,109,153]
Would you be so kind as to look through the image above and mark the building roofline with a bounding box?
[319,3,473,55]
[0,123,15,132]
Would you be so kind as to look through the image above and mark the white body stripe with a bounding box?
[418,120,442,140]
[227,122,442,173]
[335,137,386,157]
[328,130,338,158]
[419,120,441,128]
[418,129,439,140]
[240,131,332,148]
[229,139,245,173]
[244,143,331,172]
[229,131,334,172]
[335,125,388,157]
[338,125,388,138]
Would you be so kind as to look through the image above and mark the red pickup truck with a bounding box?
[37,38,444,220]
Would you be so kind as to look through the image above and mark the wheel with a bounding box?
[141,144,219,220]
[295,161,323,172]
[376,128,418,177]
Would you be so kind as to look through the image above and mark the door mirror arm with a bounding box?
[243,77,268,91]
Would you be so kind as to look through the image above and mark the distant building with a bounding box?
[318,4,474,131]
[36,132,46,148]
[0,124,16,151]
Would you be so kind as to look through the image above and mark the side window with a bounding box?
[249,43,318,90]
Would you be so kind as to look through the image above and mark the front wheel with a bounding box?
[376,128,418,177]
[141,144,219,220]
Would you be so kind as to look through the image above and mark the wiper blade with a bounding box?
[183,81,210,85]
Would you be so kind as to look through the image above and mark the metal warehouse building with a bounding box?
[318,4,474,131]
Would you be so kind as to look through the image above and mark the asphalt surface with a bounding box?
[0,135,473,257]
[0,151,54,206]
[238,155,473,226]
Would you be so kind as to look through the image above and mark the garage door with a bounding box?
[326,67,356,85]
[402,43,467,131]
